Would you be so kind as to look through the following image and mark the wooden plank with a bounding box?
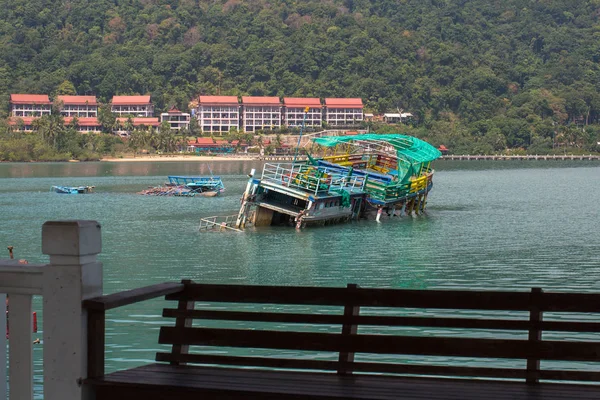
[540,292,600,312]
[167,284,532,310]
[159,327,538,359]
[162,309,347,324]
[162,309,533,331]
[526,288,542,384]
[154,353,527,380]
[539,370,600,382]
[83,282,183,311]
[338,283,359,375]
[160,326,600,361]
[535,340,600,361]
[539,320,600,332]
[87,309,105,378]
[156,353,340,371]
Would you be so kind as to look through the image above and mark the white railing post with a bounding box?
[41,221,103,400]
[8,293,33,400]
[1,292,5,400]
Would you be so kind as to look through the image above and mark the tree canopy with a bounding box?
[1,0,600,155]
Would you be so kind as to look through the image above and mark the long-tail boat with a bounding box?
[236,133,441,229]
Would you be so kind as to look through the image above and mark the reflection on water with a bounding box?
[0,160,266,179]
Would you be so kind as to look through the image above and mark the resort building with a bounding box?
[241,96,282,132]
[63,117,102,133]
[7,116,37,131]
[111,95,154,117]
[283,97,322,128]
[8,116,102,133]
[383,113,401,123]
[196,96,240,135]
[160,107,190,131]
[115,117,160,137]
[384,112,413,124]
[10,94,52,117]
[56,95,98,118]
[324,98,364,126]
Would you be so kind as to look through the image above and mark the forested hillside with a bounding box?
[1,0,600,155]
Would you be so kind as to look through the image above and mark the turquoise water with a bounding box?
[1,160,599,395]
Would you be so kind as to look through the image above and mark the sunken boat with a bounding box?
[235,133,442,229]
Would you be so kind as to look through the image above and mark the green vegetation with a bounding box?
[1,0,600,159]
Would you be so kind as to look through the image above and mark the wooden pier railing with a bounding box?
[83,280,600,399]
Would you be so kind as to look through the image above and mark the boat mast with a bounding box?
[292,107,310,165]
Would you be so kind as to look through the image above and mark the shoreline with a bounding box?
[100,155,260,162]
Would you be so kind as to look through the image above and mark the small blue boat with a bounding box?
[167,176,225,195]
[51,185,95,194]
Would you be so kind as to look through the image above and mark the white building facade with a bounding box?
[10,94,52,117]
[283,97,322,128]
[241,96,282,132]
[111,95,154,117]
[197,96,240,135]
[160,107,191,131]
[56,96,98,118]
[324,98,364,126]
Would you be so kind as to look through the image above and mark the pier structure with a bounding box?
[442,154,600,160]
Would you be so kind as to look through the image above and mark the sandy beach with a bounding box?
[100,154,260,162]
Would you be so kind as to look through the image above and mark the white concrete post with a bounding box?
[1,293,5,400]
[8,293,33,400]
[42,221,103,400]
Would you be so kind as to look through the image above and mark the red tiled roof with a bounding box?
[10,94,51,104]
[438,145,448,151]
[8,116,101,128]
[112,95,152,105]
[117,117,160,126]
[283,97,322,108]
[64,117,101,126]
[325,98,363,108]
[242,96,281,105]
[167,106,182,113]
[56,96,98,106]
[198,96,239,105]
[198,96,239,106]
[8,116,37,125]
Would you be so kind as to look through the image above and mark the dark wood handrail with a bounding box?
[84,282,184,378]
[84,282,184,311]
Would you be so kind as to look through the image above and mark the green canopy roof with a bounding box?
[312,133,442,163]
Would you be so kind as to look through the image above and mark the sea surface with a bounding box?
[1,159,599,397]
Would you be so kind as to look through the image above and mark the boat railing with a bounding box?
[262,163,366,195]
[168,176,222,186]
[409,174,430,193]
[198,215,243,232]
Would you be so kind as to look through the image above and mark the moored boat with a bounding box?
[167,176,225,195]
[138,176,224,197]
[51,185,95,194]
[235,133,441,229]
